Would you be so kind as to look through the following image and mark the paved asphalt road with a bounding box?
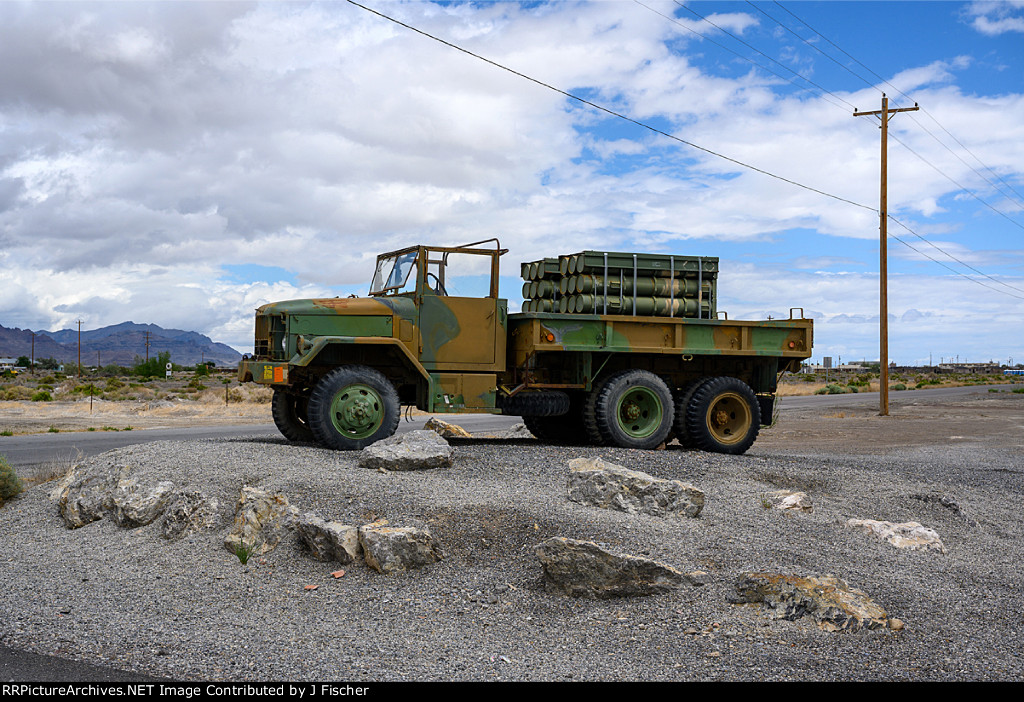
[0,383,1012,681]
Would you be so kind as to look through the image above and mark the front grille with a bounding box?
[254,314,286,360]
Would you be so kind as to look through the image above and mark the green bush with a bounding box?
[133,351,172,379]
[31,391,52,402]
[0,454,24,504]
[892,383,907,391]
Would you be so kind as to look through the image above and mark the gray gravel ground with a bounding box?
[2,416,1023,682]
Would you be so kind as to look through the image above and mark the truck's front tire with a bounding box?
[589,369,674,449]
[272,389,315,443]
[307,366,400,450]
[684,376,760,455]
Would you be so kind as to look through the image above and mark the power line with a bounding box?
[767,1,1024,213]
[345,1,1024,300]
[347,0,874,212]
[669,0,858,111]
[885,130,1024,233]
[677,0,1024,225]
[632,0,853,111]
[884,216,1024,298]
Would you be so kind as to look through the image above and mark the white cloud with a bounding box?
[0,1,1021,361]
[966,0,1024,35]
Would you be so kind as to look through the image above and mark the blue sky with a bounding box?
[0,1,1021,365]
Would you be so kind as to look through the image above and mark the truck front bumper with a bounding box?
[238,357,289,385]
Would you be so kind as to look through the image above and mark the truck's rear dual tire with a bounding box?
[272,389,315,443]
[523,392,589,445]
[500,391,570,417]
[586,370,674,450]
[684,376,760,455]
[307,365,400,450]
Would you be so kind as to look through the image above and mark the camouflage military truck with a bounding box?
[237,239,812,455]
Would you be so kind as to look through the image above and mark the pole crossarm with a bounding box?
[853,94,919,417]
[853,105,920,118]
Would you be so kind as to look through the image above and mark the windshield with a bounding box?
[369,251,418,295]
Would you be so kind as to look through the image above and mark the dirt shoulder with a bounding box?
[757,390,1024,454]
[0,399,272,435]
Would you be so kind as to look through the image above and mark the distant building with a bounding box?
[936,362,1000,374]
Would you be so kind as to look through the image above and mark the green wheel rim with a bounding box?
[329,384,384,439]
[615,387,663,438]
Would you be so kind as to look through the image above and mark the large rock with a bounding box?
[111,479,176,528]
[846,519,947,553]
[296,513,361,563]
[161,491,224,540]
[223,487,298,557]
[534,536,691,598]
[358,430,454,471]
[58,461,133,529]
[359,524,441,574]
[731,572,892,632]
[567,457,704,518]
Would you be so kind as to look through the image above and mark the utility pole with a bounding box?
[854,94,919,416]
[145,331,151,362]
[77,320,82,378]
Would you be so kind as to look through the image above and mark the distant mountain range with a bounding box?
[0,321,243,368]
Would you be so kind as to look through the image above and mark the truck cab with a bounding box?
[238,240,510,449]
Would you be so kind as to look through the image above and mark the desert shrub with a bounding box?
[0,454,24,505]
[70,384,101,396]
[0,385,35,401]
[892,383,907,391]
[31,391,52,402]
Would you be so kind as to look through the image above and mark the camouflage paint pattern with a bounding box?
[238,242,813,413]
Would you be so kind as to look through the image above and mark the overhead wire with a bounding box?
[633,0,851,110]
[669,0,858,111]
[675,0,1024,292]
[345,0,1023,299]
[347,0,874,213]
[764,1,1024,212]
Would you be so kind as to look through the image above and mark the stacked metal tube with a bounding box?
[520,251,718,318]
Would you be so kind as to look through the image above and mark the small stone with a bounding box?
[423,417,472,439]
[762,490,813,513]
[358,430,454,471]
[846,519,947,553]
